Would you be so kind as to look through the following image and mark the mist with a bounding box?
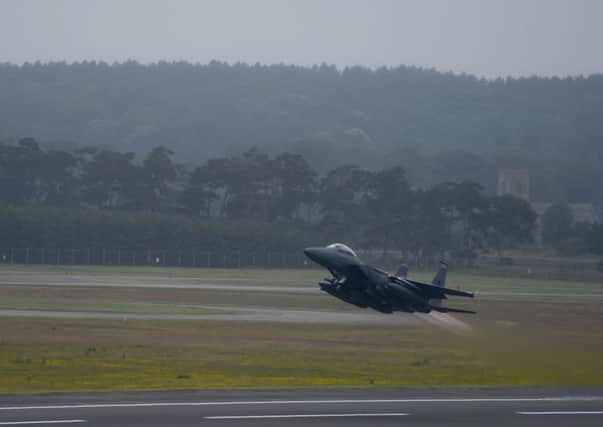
[1,0,602,78]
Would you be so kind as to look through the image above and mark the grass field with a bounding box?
[0,265,602,393]
[1,305,601,393]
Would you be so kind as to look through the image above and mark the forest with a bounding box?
[2,138,602,260]
[0,61,602,204]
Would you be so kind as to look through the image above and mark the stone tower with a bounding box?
[497,169,530,201]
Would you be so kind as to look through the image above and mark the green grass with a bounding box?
[1,317,601,394]
[0,265,602,393]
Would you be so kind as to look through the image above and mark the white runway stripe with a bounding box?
[0,397,601,411]
[0,421,86,425]
[518,411,603,415]
[205,413,409,419]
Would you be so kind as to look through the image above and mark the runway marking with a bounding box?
[1,397,601,411]
[0,421,86,425]
[518,411,603,415]
[478,292,603,299]
[205,413,409,419]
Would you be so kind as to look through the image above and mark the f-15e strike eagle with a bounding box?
[304,243,475,314]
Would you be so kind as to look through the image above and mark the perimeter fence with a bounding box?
[0,247,460,271]
[0,247,315,269]
[1,247,602,282]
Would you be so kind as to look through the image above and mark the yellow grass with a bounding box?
[0,311,601,393]
[0,266,601,393]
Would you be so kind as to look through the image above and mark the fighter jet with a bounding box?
[304,243,475,314]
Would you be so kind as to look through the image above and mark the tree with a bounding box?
[0,138,43,205]
[81,149,145,209]
[584,224,603,255]
[181,164,220,216]
[401,189,450,263]
[181,148,282,220]
[218,148,274,220]
[270,152,317,221]
[430,150,495,192]
[319,165,372,241]
[0,138,76,206]
[37,149,78,206]
[143,146,177,211]
[364,166,411,251]
[487,194,537,252]
[542,202,573,247]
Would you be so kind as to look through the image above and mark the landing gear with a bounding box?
[319,275,346,291]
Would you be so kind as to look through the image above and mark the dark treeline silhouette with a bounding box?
[1,138,563,262]
[0,61,602,204]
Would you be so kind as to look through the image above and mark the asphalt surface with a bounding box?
[0,271,312,293]
[0,307,422,325]
[1,388,602,426]
[2,270,602,301]
[0,309,473,333]
[0,270,471,329]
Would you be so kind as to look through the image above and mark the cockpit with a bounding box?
[326,243,358,258]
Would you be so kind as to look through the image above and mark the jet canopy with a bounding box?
[326,243,358,258]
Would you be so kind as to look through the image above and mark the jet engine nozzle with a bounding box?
[319,279,334,290]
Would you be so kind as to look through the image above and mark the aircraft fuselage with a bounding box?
[304,244,475,314]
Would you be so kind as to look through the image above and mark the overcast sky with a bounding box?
[1,0,602,78]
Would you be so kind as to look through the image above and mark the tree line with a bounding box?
[1,138,554,262]
[1,61,602,205]
[541,202,603,256]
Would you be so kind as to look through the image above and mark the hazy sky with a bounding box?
[1,0,602,78]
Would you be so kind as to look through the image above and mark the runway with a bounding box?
[0,271,312,293]
[0,307,422,325]
[2,270,602,300]
[1,388,602,426]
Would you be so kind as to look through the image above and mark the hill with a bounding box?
[1,61,602,201]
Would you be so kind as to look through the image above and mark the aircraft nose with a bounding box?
[303,247,321,261]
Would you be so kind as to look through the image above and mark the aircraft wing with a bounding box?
[429,305,476,314]
[406,279,474,299]
[347,263,378,281]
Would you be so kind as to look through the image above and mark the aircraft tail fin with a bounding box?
[429,260,448,307]
[395,264,409,278]
[432,260,448,287]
